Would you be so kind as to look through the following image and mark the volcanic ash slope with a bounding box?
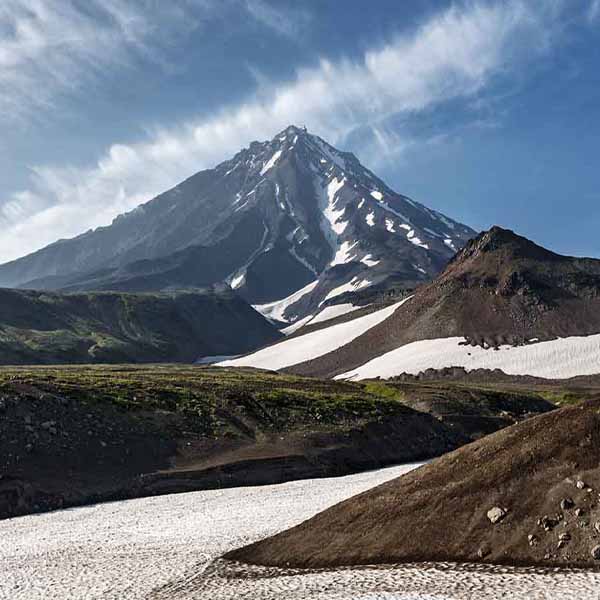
[226,398,600,569]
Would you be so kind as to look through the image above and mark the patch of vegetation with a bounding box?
[536,389,586,407]
[363,381,406,402]
[0,365,579,446]
[0,365,417,439]
[0,287,280,365]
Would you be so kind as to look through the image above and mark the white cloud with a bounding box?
[0,1,205,123]
[244,0,312,40]
[0,0,310,123]
[0,1,561,263]
[589,0,600,22]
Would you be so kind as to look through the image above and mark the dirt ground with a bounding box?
[227,398,600,569]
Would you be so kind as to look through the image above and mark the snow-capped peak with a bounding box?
[207,125,476,324]
[0,125,475,330]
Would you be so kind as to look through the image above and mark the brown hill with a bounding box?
[288,226,600,378]
[226,397,600,569]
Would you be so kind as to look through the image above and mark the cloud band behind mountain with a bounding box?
[0,1,560,263]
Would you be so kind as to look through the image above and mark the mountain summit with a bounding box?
[0,126,474,322]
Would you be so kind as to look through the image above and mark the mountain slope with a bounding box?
[328,226,600,379]
[224,227,600,380]
[0,285,281,364]
[225,398,600,569]
[0,126,474,322]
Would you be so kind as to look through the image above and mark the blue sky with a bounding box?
[1,0,599,263]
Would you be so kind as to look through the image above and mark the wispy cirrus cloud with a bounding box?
[0,0,295,124]
[244,0,313,40]
[0,1,565,263]
[0,0,201,122]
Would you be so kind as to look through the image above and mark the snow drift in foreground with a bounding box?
[337,334,600,381]
[0,464,419,600]
[218,298,410,371]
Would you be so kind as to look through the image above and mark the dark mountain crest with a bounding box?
[440,226,600,301]
[448,226,561,268]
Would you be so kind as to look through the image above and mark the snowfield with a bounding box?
[260,149,283,175]
[321,276,373,303]
[281,314,315,335]
[0,465,416,600]
[281,304,361,336]
[337,334,600,381]
[253,279,318,323]
[308,302,362,325]
[2,464,599,600]
[219,298,409,371]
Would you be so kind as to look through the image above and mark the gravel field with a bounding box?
[2,463,600,600]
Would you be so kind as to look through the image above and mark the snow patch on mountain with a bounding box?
[361,254,380,267]
[229,270,246,289]
[281,314,315,335]
[282,303,363,335]
[322,177,348,236]
[234,199,250,212]
[274,182,285,210]
[337,334,600,381]
[254,279,319,323]
[407,230,429,249]
[260,150,283,176]
[309,303,362,325]
[322,276,373,304]
[331,241,359,266]
[225,162,240,176]
[219,298,408,371]
[424,227,442,238]
[444,238,457,251]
